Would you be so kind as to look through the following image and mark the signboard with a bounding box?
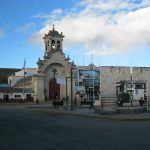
[75,86,85,91]
[57,78,65,85]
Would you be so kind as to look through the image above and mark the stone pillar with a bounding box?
[33,74,45,102]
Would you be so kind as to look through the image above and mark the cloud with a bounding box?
[33,9,63,21]
[30,0,150,56]
[14,22,35,33]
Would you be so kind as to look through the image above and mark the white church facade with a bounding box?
[6,25,76,102]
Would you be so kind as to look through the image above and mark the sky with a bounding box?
[0,0,150,69]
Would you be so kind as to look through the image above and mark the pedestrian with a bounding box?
[36,98,39,104]
[90,101,95,109]
[139,97,144,106]
[74,96,77,106]
[66,96,69,107]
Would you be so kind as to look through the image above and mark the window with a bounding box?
[81,70,100,78]
[79,69,82,76]
[135,89,138,95]
[14,95,21,98]
[135,84,144,89]
[52,40,55,49]
[79,82,82,86]
[57,41,60,49]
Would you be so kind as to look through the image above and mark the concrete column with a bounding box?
[34,74,45,102]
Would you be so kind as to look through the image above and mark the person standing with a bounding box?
[36,98,39,104]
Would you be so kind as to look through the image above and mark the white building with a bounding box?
[8,68,37,87]
[0,87,33,101]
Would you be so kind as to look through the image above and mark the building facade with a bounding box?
[0,26,75,102]
[75,64,100,101]
[33,25,75,102]
[0,87,33,101]
[100,66,150,106]
[1,27,150,107]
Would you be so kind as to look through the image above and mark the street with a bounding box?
[0,104,150,150]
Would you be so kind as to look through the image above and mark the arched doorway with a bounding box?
[49,78,60,100]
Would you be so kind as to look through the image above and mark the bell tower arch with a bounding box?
[43,25,65,59]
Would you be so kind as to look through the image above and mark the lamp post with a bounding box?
[66,76,70,107]
[70,65,76,111]
[130,70,133,107]
[44,88,47,101]
[66,77,70,100]
[23,67,25,102]
[92,69,95,102]
[130,59,133,107]
[23,59,26,103]
[71,68,73,110]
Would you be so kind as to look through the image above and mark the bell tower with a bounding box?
[43,25,65,59]
[35,25,76,102]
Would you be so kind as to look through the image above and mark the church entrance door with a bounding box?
[49,79,60,100]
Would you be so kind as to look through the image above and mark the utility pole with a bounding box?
[91,54,94,102]
[71,68,73,110]
[130,58,133,106]
[70,63,76,111]
[23,59,26,102]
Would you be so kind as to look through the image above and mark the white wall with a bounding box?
[133,89,144,100]
[8,76,23,87]
[0,93,3,99]
[0,92,34,100]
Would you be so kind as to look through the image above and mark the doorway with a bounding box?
[49,78,60,100]
[3,95,9,101]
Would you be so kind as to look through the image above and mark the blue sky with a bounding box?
[0,0,150,68]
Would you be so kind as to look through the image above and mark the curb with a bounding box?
[25,107,150,121]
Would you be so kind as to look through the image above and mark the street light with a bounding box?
[71,65,76,111]
[66,76,70,106]
[44,88,47,101]
[66,77,69,98]
[23,67,25,102]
